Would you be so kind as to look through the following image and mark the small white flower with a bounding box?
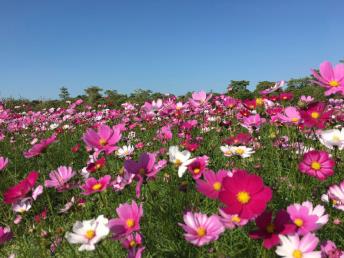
[220,145,254,158]
[50,123,59,130]
[65,215,109,251]
[116,145,134,158]
[168,146,192,177]
[12,198,32,214]
[318,128,344,150]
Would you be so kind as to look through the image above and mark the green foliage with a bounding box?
[84,86,103,103]
[253,81,275,96]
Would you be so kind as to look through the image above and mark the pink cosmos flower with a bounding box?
[112,169,135,192]
[196,169,228,199]
[121,232,143,250]
[249,210,296,249]
[178,212,224,246]
[218,209,248,229]
[0,227,13,245]
[311,61,344,96]
[320,240,344,258]
[157,125,173,141]
[276,106,301,124]
[24,135,57,158]
[124,152,166,198]
[241,114,266,131]
[45,166,76,191]
[298,150,335,181]
[0,156,8,171]
[80,175,111,195]
[189,91,212,107]
[186,156,208,180]
[83,124,121,155]
[108,200,143,239]
[219,170,272,219]
[287,203,318,235]
[301,201,328,230]
[276,233,321,258]
[321,180,344,211]
[300,95,314,104]
[300,102,332,129]
[3,171,39,204]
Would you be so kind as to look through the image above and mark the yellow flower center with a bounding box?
[292,249,303,258]
[196,227,206,237]
[225,150,232,156]
[126,219,135,228]
[311,161,321,170]
[139,168,146,175]
[332,135,340,142]
[85,230,95,240]
[193,168,201,174]
[311,112,320,119]
[329,80,339,87]
[174,159,182,167]
[231,215,241,223]
[95,163,101,169]
[237,191,251,204]
[266,223,275,233]
[291,117,299,122]
[256,98,263,106]
[92,183,102,191]
[99,138,107,146]
[213,182,222,191]
[129,240,136,247]
[235,148,245,155]
[294,218,304,227]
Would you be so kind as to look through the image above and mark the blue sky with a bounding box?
[1,0,343,99]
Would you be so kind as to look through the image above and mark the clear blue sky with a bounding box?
[1,0,343,99]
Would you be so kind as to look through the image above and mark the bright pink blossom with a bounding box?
[45,166,76,191]
[178,212,224,246]
[311,61,344,96]
[3,171,39,204]
[24,135,57,158]
[287,203,318,235]
[80,175,111,195]
[219,170,272,219]
[298,150,335,181]
[108,200,143,239]
[196,169,228,199]
[83,124,121,155]
[0,227,12,245]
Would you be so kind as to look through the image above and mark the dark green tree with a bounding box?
[59,87,70,100]
[228,80,253,99]
[85,86,103,103]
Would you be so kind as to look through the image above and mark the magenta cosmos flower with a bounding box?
[124,152,166,198]
[249,210,296,249]
[80,175,111,195]
[0,156,9,171]
[3,171,39,204]
[108,200,143,239]
[219,170,272,219]
[311,61,344,96]
[83,124,121,155]
[196,169,228,199]
[24,135,57,158]
[178,212,224,246]
[298,150,335,181]
[45,166,76,191]
[0,227,12,245]
[300,102,332,129]
[187,156,209,180]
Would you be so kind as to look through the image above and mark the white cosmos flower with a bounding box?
[12,198,32,214]
[318,128,344,150]
[168,146,192,177]
[220,145,254,158]
[65,215,109,251]
[116,145,134,158]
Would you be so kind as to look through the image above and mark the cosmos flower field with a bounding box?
[1,61,344,258]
